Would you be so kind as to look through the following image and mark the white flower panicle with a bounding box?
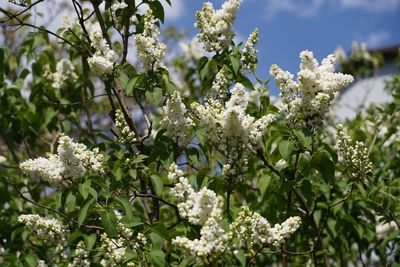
[18,214,67,244]
[168,167,301,262]
[20,134,104,184]
[192,83,275,179]
[241,28,259,72]
[229,206,301,249]
[210,68,230,98]
[167,163,184,183]
[115,109,136,144]
[270,50,354,129]
[334,46,347,64]
[68,241,90,267]
[87,23,116,76]
[135,9,166,70]
[169,166,227,260]
[336,124,373,181]
[100,233,126,266]
[179,37,204,61]
[100,211,148,266]
[52,58,78,89]
[110,1,128,22]
[195,0,242,53]
[160,91,194,143]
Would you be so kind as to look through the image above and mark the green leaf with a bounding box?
[79,180,91,199]
[151,174,164,195]
[24,253,37,267]
[150,232,163,249]
[239,76,254,90]
[78,197,94,227]
[150,1,165,23]
[196,167,210,188]
[198,57,209,81]
[65,191,76,213]
[230,54,240,75]
[258,175,271,197]
[150,249,166,267]
[294,130,312,151]
[145,87,163,106]
[115,196,134,221]
[112,160,123,181]
[152,222,169,240]
[85,233,97,250]
[101,210,118,238]
[311,150,335,182]
[279,139,294,160]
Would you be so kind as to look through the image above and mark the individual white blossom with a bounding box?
[87,22,116,76]
[270,51,354,129]
[241,28,259,72]
[37,260,48,267]
[20,134,104,184]
[135,9,166,70]
[192,83,275,179]
[195,0,242,53]
[160,91,194,143]
[18,214,67,244]
[115,109,136,144]
[336,124,373,181]
[0,155,6,163]
[52,58,78,89]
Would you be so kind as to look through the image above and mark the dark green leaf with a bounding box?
[101,210,118,238]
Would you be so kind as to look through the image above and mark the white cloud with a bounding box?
[163,0,185,21]
[366,31,391,47]
[264,0,323,19]
[339,0,400,13]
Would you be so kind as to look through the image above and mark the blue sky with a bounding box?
[163,0,400,94]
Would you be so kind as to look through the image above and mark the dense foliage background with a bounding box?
[0,0,399,266]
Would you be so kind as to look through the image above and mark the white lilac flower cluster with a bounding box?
[52,58,78,89]
[115,109,136,144]
[20,134,104,184]
[210,67,230,98]
[336,124,373,181]
[169,163,229,260]
[18,214,68,244]
[160,91,194,144]
[192,83,275,179]
[100,211,147,266]
[68,241,90,267]
[134,9,166,70]
[179,37,204,61]
[195,0,242,53]
[110,1,128,24]
[270,51,354,129]
[168,165,301,262]
[229,206,301,250]
[241,28,259,72]
[87,23,116,76]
